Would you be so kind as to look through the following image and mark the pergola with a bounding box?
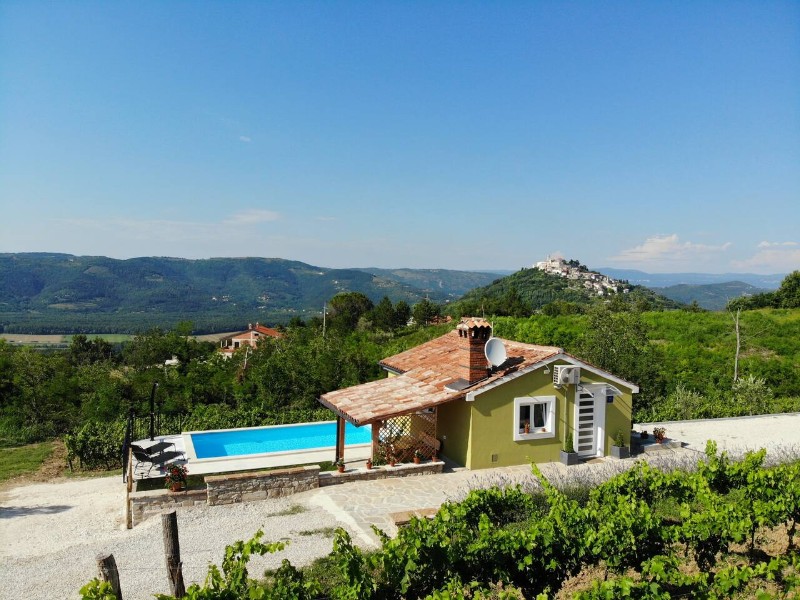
[319,374,454,464]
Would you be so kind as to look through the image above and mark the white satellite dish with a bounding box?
[485,337,507,367]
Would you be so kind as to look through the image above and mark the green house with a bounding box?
[320,317,638,469]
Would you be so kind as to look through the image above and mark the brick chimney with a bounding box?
[457,317,492,384]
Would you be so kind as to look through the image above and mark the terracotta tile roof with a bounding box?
[319,330,561,425]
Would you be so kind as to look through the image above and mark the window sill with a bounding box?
[514,430,556,442]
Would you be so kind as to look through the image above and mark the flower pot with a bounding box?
[560,450,581,466]
[413,457,421,464]
[365,461,372,470]
[611,445,630,459]
[169,482,183,492]
[337,465,345,473]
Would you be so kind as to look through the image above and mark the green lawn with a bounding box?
[0,442,54,483]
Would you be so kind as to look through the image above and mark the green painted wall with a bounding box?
[466,363,634,469]
[436,399,472,467]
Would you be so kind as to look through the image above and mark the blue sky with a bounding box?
[1,1,798,274]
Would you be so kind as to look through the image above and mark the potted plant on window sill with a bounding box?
[611,430,630,459]
[560,432,580,466]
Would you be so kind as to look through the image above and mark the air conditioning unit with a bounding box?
[553,365,580,386]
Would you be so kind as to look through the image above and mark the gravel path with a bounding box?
[0,477,355,600]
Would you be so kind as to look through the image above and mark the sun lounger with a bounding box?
[131,441,174,457]
[131,446,184,477]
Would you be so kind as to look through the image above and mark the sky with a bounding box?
[1,1,798,274]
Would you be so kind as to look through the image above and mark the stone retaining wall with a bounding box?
[319,461,444,487]
[129,488,207,527]
[206,465,320,506]
[128,462,444,525]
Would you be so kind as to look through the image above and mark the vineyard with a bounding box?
[81,442,800,599]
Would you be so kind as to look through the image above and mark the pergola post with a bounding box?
[335,415,345,463]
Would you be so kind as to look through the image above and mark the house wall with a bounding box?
[466,363,634,469]
[436,399,472,467]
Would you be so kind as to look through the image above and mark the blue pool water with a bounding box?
[190,421,372,459]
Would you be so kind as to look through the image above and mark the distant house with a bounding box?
[218,323,282,358]
[319,317,637,469]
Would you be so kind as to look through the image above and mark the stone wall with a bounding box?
[129,488,207,527]
[319,461,444,487]
[205,465,320,506]
[128,462,443,525]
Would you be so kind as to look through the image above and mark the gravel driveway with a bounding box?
[0,477,355,600]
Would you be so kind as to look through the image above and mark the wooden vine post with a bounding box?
[162,510,186,598]
[96,553,123,599]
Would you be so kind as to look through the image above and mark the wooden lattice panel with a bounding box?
[375,410,438,464]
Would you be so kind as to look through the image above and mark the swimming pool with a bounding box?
[187,421,371,460]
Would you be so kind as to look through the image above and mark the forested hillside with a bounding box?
[0,253,459,333]
[356,267,499,299]
[448,266,682,317]
[654,281,767,310]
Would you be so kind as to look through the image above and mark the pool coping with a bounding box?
[182,421,372,474]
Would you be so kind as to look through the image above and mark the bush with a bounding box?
[64,420,126,470]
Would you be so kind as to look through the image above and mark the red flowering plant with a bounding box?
[164,463,188,489]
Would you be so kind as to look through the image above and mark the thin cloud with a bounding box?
[238,135,252,143]
[733,243,800,272]
[58,209,279,243]
[315,216,338,222]
[223,209,280,225]
[609,234,732,265]
[757,240,798,249]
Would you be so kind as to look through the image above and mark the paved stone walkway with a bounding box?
[307,449,698,546]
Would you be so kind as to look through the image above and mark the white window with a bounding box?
[513,396,556,441]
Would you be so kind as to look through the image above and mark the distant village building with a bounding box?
[218,323,282,358]
[533,255,629,295]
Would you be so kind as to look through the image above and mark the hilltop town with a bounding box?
[533,256,630,296]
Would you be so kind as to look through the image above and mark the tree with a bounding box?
[412,299,441,327]
[372,296,396,332]
[327,292,374,334]
[577,305,663,408]
[775,270,800,308]
[69,334,115,366]
[393,300,411,329]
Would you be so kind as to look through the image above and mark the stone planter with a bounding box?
[611,445,630,459]
[560,450,581,466]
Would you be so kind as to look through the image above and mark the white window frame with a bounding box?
[513,395,556,441]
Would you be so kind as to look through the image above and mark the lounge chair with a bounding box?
[131,446,184,477]
[131,441,175,457]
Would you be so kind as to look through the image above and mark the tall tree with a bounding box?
[327,292,374,333]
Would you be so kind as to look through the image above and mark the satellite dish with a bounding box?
[485,337,507,367]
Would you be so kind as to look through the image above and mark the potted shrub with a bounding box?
[653,427,666,444]
[560,432,580,466]
[413,449,423,464]
[523,420,531,434]
[335,459,345,473]
[165,464,188,492]
[611,430,630,459]
[365,457,373,470]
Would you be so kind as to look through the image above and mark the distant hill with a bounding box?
[654,281,768,311]
[448,265,682,316]
[0,254,465,333]
[355,268,499,300]
[597,268,785,290]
